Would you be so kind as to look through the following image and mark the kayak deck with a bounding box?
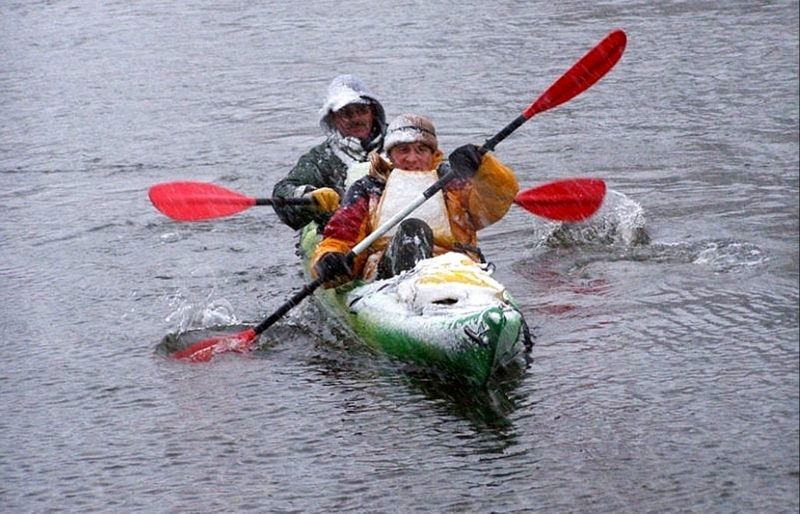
[300,224,530,386]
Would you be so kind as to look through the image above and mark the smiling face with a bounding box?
[331,103,375,141]
[388,142,435,171]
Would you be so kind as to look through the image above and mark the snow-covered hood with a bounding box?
[319,74,386,133]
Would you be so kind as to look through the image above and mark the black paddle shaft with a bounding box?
[255,197,312,207]
[252,110,536,338]
[482,114,527,152]
[253,276,326,335]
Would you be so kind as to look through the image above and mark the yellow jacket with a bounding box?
[312,150,519,281]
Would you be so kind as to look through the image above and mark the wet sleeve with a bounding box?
[272,150,331,230]
[465,153,519,229]
[310,181,372,276]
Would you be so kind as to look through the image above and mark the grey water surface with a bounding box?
[1,1,798,512]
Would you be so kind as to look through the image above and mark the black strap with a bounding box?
[452,243,486,264]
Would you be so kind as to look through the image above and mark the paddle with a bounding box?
[171,28,627,362]
[483,28,627,151]
[514,178,606,222]
[151,178,604,223]
[148,181,313,222]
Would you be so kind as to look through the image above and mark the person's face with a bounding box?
[388,142,435,171]
[332,103,374,140]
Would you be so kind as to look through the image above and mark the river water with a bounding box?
[1,1,798,512]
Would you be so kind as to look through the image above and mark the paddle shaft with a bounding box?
[250,170,459,337]
[253,169,607,337]
[255,197,311,206]
[253,276,325,335]
[483,115,527,152]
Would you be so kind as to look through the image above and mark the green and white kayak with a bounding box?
[300,225,530,386]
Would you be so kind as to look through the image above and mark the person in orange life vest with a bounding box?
[311,113,519,288]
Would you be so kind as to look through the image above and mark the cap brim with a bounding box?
[330,95,370,112]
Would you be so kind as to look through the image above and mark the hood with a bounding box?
[319,74,386,134]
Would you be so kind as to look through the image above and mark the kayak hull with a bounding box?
[300,225,530,386]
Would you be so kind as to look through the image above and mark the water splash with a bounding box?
[530,189,650,248]
[689,240,768,271]
[164,297,240,333]
[604,239,768,273]
[556,239,769,275]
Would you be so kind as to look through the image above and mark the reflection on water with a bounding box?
[295,300,532,430]
[399,371,529,431]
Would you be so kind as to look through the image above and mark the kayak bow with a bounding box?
[300,225,530,385]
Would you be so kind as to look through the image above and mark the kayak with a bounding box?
[299,224,531,386]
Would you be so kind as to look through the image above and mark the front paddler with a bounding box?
[310,113,519,288]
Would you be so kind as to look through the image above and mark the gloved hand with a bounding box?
[313,251,353,288]
[448,144,486,178]
[309,187,341,213]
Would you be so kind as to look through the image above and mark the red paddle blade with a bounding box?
[148,181,256,221]
[524,29,627,119]
[514,178,606,222]
[171,328,259,363]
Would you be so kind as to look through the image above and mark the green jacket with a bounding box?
[271,142,349,230]
[275,75,386,231]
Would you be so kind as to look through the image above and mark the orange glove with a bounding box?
[309,187,340,213]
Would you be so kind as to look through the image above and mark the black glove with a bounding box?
[313,252,353,287]
[448,144,485,178]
